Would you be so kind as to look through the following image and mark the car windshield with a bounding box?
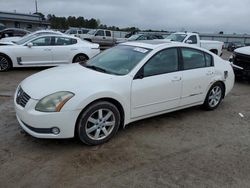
[82,45,151,75]
[87,30,96,35]
[14,34,39,45]
[128,34,141,41]
[165,34,187,42]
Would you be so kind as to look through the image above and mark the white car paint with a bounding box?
[15,41,234,140]
[0,34,100,68]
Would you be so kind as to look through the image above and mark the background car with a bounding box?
[128,33,164,41]
[0,34,100,71]
[230,46,250,80]
[0,28,30,40]
[227,41,245,52]
[0,29,62,43]
[14,41,234,145]
[116,33,164,44]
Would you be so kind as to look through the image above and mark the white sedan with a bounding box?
[0,34,100,71]
[15,41,235,145]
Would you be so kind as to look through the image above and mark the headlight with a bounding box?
[35,91,74,112]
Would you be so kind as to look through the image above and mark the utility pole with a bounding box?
[35,0,38,13]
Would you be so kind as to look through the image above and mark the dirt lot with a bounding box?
[0,50,250,188]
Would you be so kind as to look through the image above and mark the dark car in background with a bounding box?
[230,46,250,80]
[0,28,30,39]
[127,33,164,41]
[227,41,245,52]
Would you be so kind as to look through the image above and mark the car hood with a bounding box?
[0,41,15,46]
[234,46,250,56]
[20,64,114,100]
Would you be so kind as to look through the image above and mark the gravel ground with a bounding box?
[0,50,250,188]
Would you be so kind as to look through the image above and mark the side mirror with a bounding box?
[185,40,193,44]
[95,33,99,36]
[27,42,33,48]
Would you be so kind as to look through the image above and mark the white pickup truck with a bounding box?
[165,32,224,56]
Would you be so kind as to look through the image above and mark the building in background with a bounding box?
[0,11,50,31]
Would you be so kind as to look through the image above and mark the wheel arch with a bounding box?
[0,52,13,68]
[72,53,89,63]
[74,97,125,137]
[206,80,226,100]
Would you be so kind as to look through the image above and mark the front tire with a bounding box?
[77,101,121,145]
[0,54,12,72]
[203,82,224,110]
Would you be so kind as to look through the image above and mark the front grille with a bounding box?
[234,52,250,70]
[16,87,31,108]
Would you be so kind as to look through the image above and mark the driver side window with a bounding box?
[186,35,197,44]
[96,30,105,36]
[143,48,179,77]
[31,37,51,46]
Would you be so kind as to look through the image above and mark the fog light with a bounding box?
[51,127,60,135]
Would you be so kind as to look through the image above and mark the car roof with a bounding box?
[33,33,77,39]
[0,28,30,33]
[121,40,213,53]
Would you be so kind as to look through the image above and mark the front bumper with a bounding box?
[15,95,81,139]
[233,67,250,78]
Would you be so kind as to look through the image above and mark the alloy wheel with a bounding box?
[208,86,222,108]
[85,109,116,141]
[0,56,9,71]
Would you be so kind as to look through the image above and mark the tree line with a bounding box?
[35,12,167,32]
[45,14,140,32]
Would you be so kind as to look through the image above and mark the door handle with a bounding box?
[171,76,182,82]
[103,37,106,39]
[44,49,52,51]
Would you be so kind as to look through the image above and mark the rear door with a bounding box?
[179,47,215,106]
[104,30,113,45]
[50,36,77,64]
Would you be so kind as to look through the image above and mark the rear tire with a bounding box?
[0,54,12,72]
[73,54,88,63]
[77,101,121,145]
[203,82,224,110]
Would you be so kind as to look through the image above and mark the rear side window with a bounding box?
[144,48,179,77]
[181,48,206,70]
[105,31,111,37]
[54,37,77,45]
[205,53,213,67]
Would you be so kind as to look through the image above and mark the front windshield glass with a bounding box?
[15,34,39,45]
[82,45,151,75]
[165,34,187,42]
[128,34,141,41]
[87,30,96,35]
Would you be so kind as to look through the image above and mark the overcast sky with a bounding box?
[0,0,250,33]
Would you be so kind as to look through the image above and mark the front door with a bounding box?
[131,48,182,118]
[14,36,53,65]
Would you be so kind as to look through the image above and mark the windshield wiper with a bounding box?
[85,65,108,73]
